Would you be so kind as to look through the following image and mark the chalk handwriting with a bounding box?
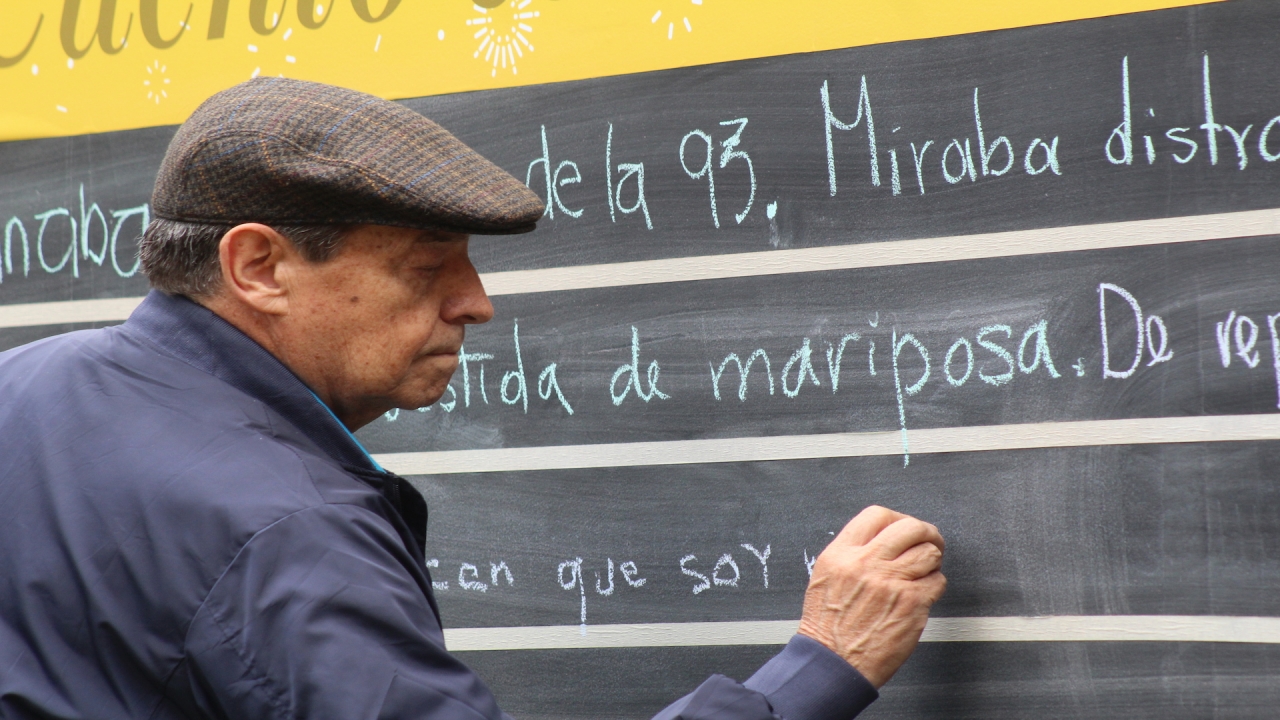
[710,349,774,401]
[595,558,615,596]
[945,337,974,387]
[712,553,740,587]
[679,554,711,595]
[1107,53,1274,171]
[490,321,576,414]
[740,543,771,588]
[425,558,449,591]
[825,333,862,392]
[1107,57,1134,165]
[679,549,765,595]
[537,363,575,414]
[781,338,821,398]
[611,326,670,405]
[364,292,1280,470]
[2,187,146,284]
[556,556,648,627]
[527,125,585,220]
[823,76,880,193]
[1215,309,1280,409]
[1100,283,1173,379]
[680,117,757,228]
[608,123,654,229]
[459,346,495,408]
[491,561,515,587]
[973,88,1015,177]
[892,329,930,466]
[717,118,757,224]
[1269,314,1280,409]
[558,557,588,629]
[976,325,1014,386]
[826,78,1062,198]
[1018,321,1062,378]
[459,563,489,592]
[11,51,1280,297]
[620,561,647,588]
[501,319,530,412]
[803,549,819,578]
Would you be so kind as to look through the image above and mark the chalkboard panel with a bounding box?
[406,0,1280,273]
[413,442,1280,629]
[2,1,1279,718]
[0,126,167,304]
[360,233,1280,454]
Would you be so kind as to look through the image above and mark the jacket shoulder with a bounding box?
[0,324,386,594]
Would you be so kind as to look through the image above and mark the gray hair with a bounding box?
[139,219,349,298]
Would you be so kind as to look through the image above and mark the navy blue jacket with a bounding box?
[0,291,876,720]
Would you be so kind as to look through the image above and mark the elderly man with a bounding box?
[0,79,946,720]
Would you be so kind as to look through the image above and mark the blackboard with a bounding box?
[3,2,1280,718]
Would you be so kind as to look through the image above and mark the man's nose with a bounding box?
[442,255,495,326]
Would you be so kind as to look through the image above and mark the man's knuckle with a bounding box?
[909,518,933,533]
[813,554,839,572]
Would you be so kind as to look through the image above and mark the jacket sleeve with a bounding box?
[650,635,878,720]
[183,503,510,720]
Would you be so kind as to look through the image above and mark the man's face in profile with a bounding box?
[275,225,494,426]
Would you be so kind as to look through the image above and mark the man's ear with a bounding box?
[218,223,297,316]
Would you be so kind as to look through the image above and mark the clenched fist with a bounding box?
[797,506,947,688]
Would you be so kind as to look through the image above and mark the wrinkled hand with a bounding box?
[797,505,947,688]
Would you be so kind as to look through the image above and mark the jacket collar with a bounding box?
[119,291,433,606]
[122,290,385,473]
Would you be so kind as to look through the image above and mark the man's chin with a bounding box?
[393,381,453,410]
[395,360,460,407]
[395,392,444,411]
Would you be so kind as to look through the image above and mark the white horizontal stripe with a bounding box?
[919,615,1280,644]
[375,414,1280,476]
[442,616,1280,651]
[2,209,1277,329]
[480,208,1280,295]
[0,296,144,329]
[446,620,798,651]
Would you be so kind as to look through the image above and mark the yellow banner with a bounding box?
[0,0,1217,142]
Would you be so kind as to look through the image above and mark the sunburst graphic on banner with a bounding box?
[467,1,539,78]
[143,60,171,105]
[651,0,702,40]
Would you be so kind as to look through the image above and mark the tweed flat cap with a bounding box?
[152,77,544,234]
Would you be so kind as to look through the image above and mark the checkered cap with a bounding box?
[152,77,545,234]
